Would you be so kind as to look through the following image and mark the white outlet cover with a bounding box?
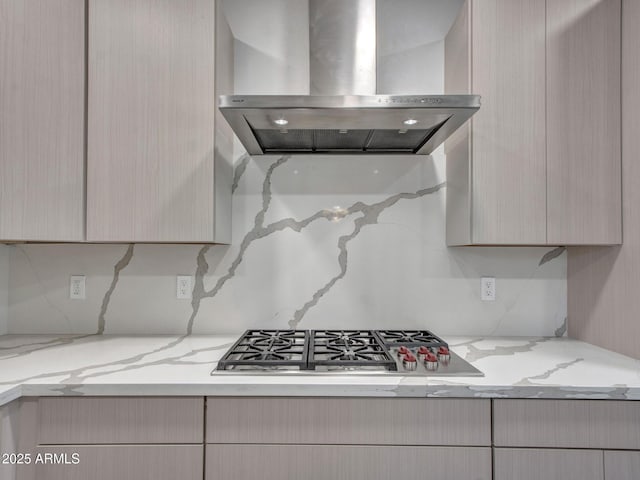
[69,275,86,300]
[176,275,192,299]
[481,276,496,302]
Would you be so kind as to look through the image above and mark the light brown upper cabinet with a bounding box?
[0,0,85,242]
[445,0,621,246]
[87,0,233,243]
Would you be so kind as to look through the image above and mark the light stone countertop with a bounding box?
[0,334,639,407]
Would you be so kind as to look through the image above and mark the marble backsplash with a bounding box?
[4,152,567,336]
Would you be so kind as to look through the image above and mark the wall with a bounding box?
[4,0,567,337]
[567,0,639,359]
[7,154,566,336]
[0,245,9,335]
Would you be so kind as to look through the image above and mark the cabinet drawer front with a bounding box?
[495,448,603,480]
[0,400,19,480]
[206,397,490,446]
[37,397,203,444]
[494,399,640,449]
[605,451,640,480]
[206,445,491,480]
[29,445,202,480]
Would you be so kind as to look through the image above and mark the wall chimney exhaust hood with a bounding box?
[219,0,480,155]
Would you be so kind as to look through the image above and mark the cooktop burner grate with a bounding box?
[216,329,310,371]
[308,330,397,371]
[374,330,448,348]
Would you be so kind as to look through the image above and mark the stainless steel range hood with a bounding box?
[219,0,480,155]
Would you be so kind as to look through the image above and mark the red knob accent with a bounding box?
[425,353,437,362]
[398,346,410,355]
[438,346,450,355]
[417,346,430,355]
[403,353,416,362]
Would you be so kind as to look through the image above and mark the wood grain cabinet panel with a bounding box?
[445,0,621,246]
[37,397,203,444]
[206,397,491,446]
[470,0,547,245]
[31,445,203,480]
[206,445,492,480]
[566,0,640,360]
[494,448,604,480]
[0,400,19,480]
[446,0,546,245]
[87,0,232,242]
[546,0,621,245]
[605,451,640,480]
[494,399,640,449]
[0,0,85,241]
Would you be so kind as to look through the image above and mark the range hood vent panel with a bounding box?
[251,125,445,154]
[220,95,480,155]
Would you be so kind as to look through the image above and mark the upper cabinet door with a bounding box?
[0,0,85,242]
[471,0,548,245]
[546,0,622,245]
[446,0,622,246]
[446,0,547,245]
[87,0,221,242]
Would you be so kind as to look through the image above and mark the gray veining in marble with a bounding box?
[188,155,290,332]
[1,335,638,406]
[540,246,566,266]
[191,154,450,332]
[461,337,551,363]
[98,244,134,334]
[0,334,93,360]
[289,182,446,329]
[232,153,251,194]
[555,318,568,337]
[188,246,212,334]
[5,152,568,336]
[515,358,584,386]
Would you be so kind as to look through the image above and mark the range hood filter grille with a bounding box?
[253,126,442,154]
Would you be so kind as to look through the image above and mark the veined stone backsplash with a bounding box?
[4,152,567,336]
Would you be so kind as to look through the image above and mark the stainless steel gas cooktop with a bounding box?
[212,329,483,377]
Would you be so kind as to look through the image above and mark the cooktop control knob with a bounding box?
[397,346,410,357]
[402,353,418,370]
[417,346,430,359]
[437,346,450,364]
[424,352,438,371]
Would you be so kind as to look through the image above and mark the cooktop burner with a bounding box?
[216,329,310,371]
[214,329,483,377]
[374,330,447,348]
[309,330,397,371]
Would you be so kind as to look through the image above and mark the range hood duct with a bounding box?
[219,0,480,155]
[309,0,377,95]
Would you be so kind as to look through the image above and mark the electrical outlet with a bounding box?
[481,277,496,301]
[176,275,192,299]
[70,275,86,300]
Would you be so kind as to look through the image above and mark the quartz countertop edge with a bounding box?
[0,334,639,407]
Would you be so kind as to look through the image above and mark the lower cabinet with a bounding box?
[494,448,604,480]
[206,445,492,480]
[493,399,640,449]
[30,445,203,480]
[5,395,640,479]
[15,397,204,480]
[605,451,640,480]
[205,397,492,480]
[494,400,640,480]
[206,397,491,445]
